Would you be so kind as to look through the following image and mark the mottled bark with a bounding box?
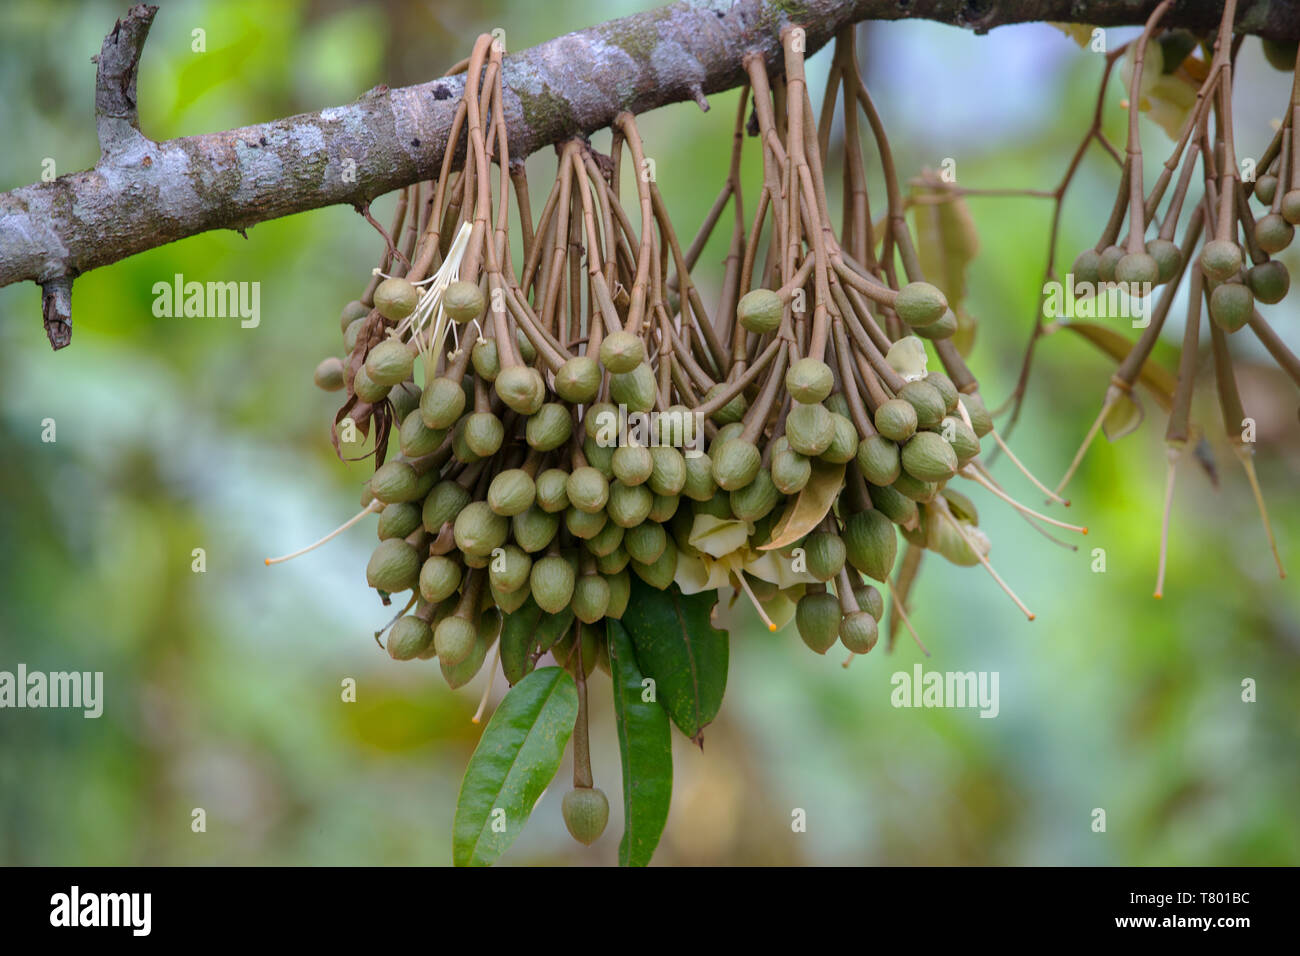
[2,0,1297,348]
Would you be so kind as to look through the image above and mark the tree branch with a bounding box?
[94,3,156,161]
[3,0,1297,349]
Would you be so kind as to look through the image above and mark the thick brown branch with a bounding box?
[2,0,1298,348]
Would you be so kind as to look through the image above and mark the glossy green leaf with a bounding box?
[452,666,577,866]
[607,619,673,867]
[499,598,574,685]
[620,577,728,743]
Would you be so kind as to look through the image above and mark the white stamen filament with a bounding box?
[989,427,1071,507]
[935,501,1036,621]
[886,579,930,657]
[1236,445,1286,580]
[1053,389,1118,502]
[412,223,475,366]
[734,572,777,631]
[264,498,383,565]
[473,641,502,724]
[1155,446,1179,598]
[961,466,1088,534]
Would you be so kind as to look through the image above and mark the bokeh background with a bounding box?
[1,0,1296,866]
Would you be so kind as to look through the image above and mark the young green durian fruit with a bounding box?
[795,588,842,654]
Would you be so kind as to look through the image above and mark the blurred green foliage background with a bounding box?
[1,0,1296,866]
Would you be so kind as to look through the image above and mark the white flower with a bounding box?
[377,221,474,362]
[673,514,818,630]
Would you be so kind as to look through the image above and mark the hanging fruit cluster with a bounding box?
[1043,0,1296,595]
[274,26,1092,864]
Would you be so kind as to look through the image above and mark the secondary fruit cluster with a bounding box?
[1052,21,1296,592]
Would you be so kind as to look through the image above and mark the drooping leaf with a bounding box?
[499,597,574,685]
[620,577,728,743]
[909,172,980,356]
[607,620,673,867]
[761,461,845,551]
[452,667,577,867]
[910,173,979,315]
[951,309,977,357]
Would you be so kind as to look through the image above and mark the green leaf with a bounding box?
[607,619,673,867]
[452,667,577,866]
[499,598,574,685]
[620,577,728,743]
